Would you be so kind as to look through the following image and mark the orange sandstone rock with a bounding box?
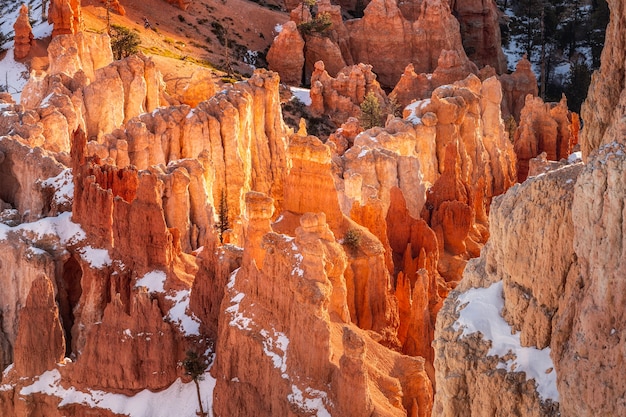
[514,95,579,182]
[48,0,82,37]
[13,276,65,377]
[267,21,305,85]
[13,5,34,60]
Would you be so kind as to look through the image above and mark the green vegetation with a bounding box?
[110,24,140,60]
[359,91,384,129]
[183,351,209,417]
[343,229,362,251]
[216,190,230,244]
[297,12,332,36]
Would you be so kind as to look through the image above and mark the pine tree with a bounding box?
[216,190,230,244]
[183,351,209,417]
[360,92,383,129]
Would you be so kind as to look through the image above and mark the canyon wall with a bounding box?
[433,1,626,415]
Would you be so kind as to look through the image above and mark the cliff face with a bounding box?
[269,0,481,89]
[433,1,626,415]
[580,0,626,159]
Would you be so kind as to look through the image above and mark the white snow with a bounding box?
[79,245,112,268]
[135,270,200,336]
[259,329,289,375]
[225,290,253,330]
[274,23,283,34]
[135,270,167,293]
[165,290,201,336]
[0,211,86,243]
[0,0,54,102]
[19,368,216,417]
[290,87,311,106]
[288,384,332,417]
[404,99,430,125]
[567,151,582,164]
[453,281,559,402]
[0,48,29,102]
[41,169,74,207]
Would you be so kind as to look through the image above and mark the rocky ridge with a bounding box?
[0,0,610,416]
[432,0,626,415]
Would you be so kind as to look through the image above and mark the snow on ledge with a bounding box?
[290,87,311,106]
[19,368,216,417]
[453,281,559,402]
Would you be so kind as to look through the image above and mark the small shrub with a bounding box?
[110,25,140,60]
[297,12,332,36]
[344,229,361,251]
[360,91,384,129]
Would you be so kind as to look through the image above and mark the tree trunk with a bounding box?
[194,379,206,417]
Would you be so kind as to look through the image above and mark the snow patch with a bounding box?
[288,384,332,417]
[291,87,312,105]
[567,151,582,164]
[135,270,167,293]
[453,281,559,402]
[165,290,201,336]
[19,368,216,417]
[41,169,74,207]
[78,246,112,268]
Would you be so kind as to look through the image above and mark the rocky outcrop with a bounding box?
[500,56,539,121]
[14,276,65,377]
[0,137,66,221]
[212,196,434,417]
[433,3,626,410]
[579,0,626,159]
[391,50,479,108]
[270,0,471,89]
[347,0,468,88]
[13,4,34,60]
[309,61,387,124]
[513,95,579,181]
[450,0,507,73]
[433,161,581,417]
[48,0,82,37]
[267,21,306,86]
[89,70,289,244]
[71,290,179,392]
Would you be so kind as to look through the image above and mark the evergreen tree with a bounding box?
[216,190,230,244]
[564,61,592,113]
[110,25,141,60]
[360,92,383,129]
[183,351,209,417]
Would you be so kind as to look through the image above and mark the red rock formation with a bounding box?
[390,50,479,108]
[101,0,126,15]
[212,195,434,416]
[13,4,34,60]
[72,291,179,392]
[13,276,65,377]
[580,0,626,159]
[267,21,305,85]
[450,0,507,73]
[310,61,387,124]
[514,95,579,182]
[500,56,539,121]
[48,0,82,37]
[346,0,469,87]
[270,0,470,89]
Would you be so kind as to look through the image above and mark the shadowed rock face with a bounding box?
[433,1,626,415]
